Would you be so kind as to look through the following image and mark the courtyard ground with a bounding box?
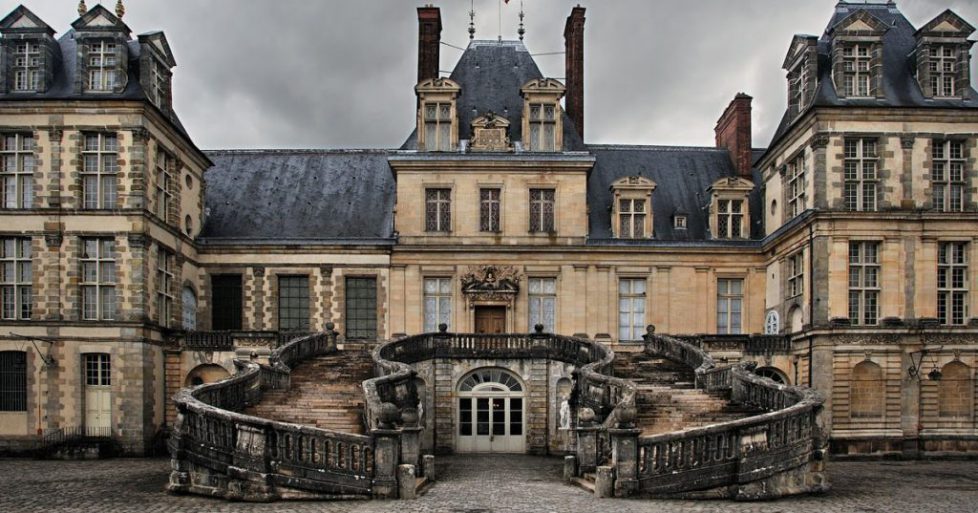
[0,454,976,512]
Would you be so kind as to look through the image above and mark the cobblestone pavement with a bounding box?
[1,455,977,513]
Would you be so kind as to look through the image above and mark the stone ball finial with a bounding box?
[534,324,545,334]
[115,0,125,19]
[78,0,88,16]
[401,407,420,427]
[378,402,400,429]
[616,405,637,427]
[438,323,448,333]
[646,324,656,335]
[325,322,335,332]
[578,407,595,425]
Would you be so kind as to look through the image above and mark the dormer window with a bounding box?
[674,215,687,230]
[415,78,460,152]
[841,44,872,97]
[828,9,886,99]
[717,200,744,238]
[610,176,655,239]
[12,43,41,92]
[782,34,818,119]
[930,45,958,97]
[708,176,753,240]
[87,41,120,92]
[149,59,167,106]
[138,32,177,112]
[914,10,975,100]
[520,78,565,152]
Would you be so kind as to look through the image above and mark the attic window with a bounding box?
[609,176,656,239]
[520,78,566,152]
[841,44,872,97]
[148,58,169,108]
[674,215,687,230]
[12,42,41,92]
[87,41,120,92]
[527,104,557,151]
[708,176,753,240]
[929,45,957,98]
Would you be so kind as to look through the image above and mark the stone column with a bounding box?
[901,337,923,458]
[575,425,600,474]
[397,464,416,500]
[167,407,191,494]
[811,133,830,209]
[372,429,401,499]
[610,427,641,497]
[400,426,422,468]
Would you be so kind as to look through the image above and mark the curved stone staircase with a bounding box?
[244,350,374,435]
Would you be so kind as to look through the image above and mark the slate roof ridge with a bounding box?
[203,148,394,156]
[587,144,728,152]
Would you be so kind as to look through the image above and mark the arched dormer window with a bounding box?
[415,77,460,152]
[520,78,565,152]
[610,176,655,239]
[707,176,753,239]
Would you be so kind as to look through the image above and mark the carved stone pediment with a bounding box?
[460,265,521,303]
[470,111,512,152]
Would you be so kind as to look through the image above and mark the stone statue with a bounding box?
[417,399,424,424]
[559,399,571,430]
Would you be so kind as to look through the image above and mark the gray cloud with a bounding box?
[21,0,978,149]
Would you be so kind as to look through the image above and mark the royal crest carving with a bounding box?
[470,111,512,152]
[460,265,521,304]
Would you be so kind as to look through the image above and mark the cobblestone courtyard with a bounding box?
[1,455,976,513]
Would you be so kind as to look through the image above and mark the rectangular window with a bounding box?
[0,238,31,321]
[716,199,744,239]
[87,41,118,91]
[0,351,27,411]
[345,277,376,340]
[618,198,646,239]
[844,138,878,211]
[929,45,957,97]
[932,140,966,212]
[480,188,501,232]
[787,251,804,299]
[423,102,452,151]
[211,274,242,330]
[618,278,646,341]
[528,103,558,151]
[938,242,969,325]
[786,153,806,219]
[12,42,41,92]
[155,149,173,221]
[156,247,174,328]
[149,59,167,107]
[848,242,880,326]
[1,133,35,209]
[80,238,116,321]
[717,278,743,334]
[842,44,872,97]
[425,188,451,232]
[423,277,452,332]
[529,188,555,233]
[528,277,556,332]
[81,133,118,209]
[278,276,310,331]
[84,353,111,386]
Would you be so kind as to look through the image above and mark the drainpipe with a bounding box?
[808,221,815,387]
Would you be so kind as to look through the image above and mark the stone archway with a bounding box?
[185,363,230,387]
[455,367,526,453]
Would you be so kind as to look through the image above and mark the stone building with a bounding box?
[0,0,976,464]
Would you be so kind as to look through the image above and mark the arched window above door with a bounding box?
[458,368,523,392]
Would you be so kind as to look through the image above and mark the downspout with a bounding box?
[808,221,815,387]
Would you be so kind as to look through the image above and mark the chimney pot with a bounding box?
[417,6,442,83]
[715,94,753,178]
[564,6,586,140]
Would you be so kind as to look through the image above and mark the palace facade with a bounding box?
[0,1,977,461]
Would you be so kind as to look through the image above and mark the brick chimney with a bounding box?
[715,93,753,178]
[564,6,586,140]
[417,6,442,83]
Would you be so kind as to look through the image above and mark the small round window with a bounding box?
[184,215,193,236]
[770,199,778,216]
[185,174,193,189]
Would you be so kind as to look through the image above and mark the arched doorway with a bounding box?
[754,366,789,385]
[456,368,525,453]
[185,363,230,387]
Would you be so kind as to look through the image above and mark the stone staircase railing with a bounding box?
[168,328,380,501]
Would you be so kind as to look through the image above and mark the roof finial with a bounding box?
[115,0,125,19]
[77,0,87,17]
[518,0,525,41]
[468,0,476,40]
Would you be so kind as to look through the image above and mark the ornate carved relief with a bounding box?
[460,265,521,307]
[470,112,511,152]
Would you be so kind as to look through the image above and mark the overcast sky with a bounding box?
[20,0,978,150]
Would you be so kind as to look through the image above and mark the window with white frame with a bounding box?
[787,251,804,299]
[716,278,743,334]
[155,149,173,221]
[938,242,969,325]
[480,188,501,232]
[81,238,116,320]
[181,286,197,331]
[844,138,878,211]
[528,103,558,151]
[848,242,880,326]
[932,140,966,212]
[618,278,646,341]
[785,153,806,218]
[87,41,119,92]
[716,199,744,239]
[156,246,174,327]
[82,133,118,209]
[528,278,556,332]
[930,45,957,98]
[423,277,452,332]
[0,238,31,320]
[841,44,872,97]
[12,42,41,92]
[1,133,35,209]
[618,198,646,239]
[424,188,451,232]
[423,103,453,152]
[529,188,555,233]
[148,59,168,107]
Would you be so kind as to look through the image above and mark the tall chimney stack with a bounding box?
[715,93,753,178]
[417,6,442,83]
[564,6,586,140]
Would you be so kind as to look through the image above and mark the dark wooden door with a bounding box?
[475,307,506,334]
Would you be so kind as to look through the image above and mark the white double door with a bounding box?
[457,392,525,453]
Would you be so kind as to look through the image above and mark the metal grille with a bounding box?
[425,188,451,232]
[211,274,242,330]
[345,277,377,340]
[479,188,501,232]
[618,198,646,239]
[529,189,555,233]
[716,199,743,239]
[278,275,310,331]
[0,351,27,411]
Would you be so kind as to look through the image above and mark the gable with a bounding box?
[71,4,131,36]
[916,9,976,38]
[139,32,176,67]
[830,9,888,36]
[0,5,55,35]
[782,35,817,70]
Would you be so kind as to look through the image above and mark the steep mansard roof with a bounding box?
[401,40,585,151]
[200,150,396,244]
[768,1,978,149]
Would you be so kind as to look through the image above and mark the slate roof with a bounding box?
[0,29,191,138]
[767,1,978,151]
[199,150,396,244]
[586,145,764,243]
[402,40,585,151]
